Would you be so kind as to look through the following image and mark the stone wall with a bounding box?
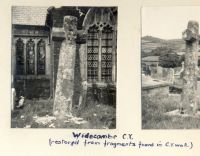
[48,7,88,29]
[52,40,62,91]
[15,79,50,98]
[73,44,82,106]
[142,85,169,97]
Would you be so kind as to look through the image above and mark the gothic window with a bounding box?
[15,37,47,76]
[37,39,46,75]
[26,39,35,75]
[16,38,24,75]
[87,25,99,82]
[87,24,114,82]
[101,25,113,82]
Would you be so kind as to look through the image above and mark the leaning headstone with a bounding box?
[53,16,78,118]
[169,68,174,83]
[181,21,199,114]
[156,66,163,79]
[179,61,184,78]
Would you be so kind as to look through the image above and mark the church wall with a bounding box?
[12,25,51,98]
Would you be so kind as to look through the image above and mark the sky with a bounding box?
[142,6,200,39]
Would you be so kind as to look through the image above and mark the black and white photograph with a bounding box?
[142,7,200,129]
[11,6,117,129]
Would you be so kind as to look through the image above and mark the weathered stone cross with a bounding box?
[181,20,199,114]
[53,16,78,119]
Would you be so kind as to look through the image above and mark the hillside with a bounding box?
[141,36,185,57]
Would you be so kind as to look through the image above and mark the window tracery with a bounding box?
[16,38,25,75]
[15,38,46,75]
[37,39,46,75]
[26,39,35,75]
[87,24,114,82]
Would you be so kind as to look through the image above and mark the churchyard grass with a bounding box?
[142,93,200,129]
[11,98,116,129]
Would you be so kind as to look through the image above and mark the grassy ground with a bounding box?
[11,98,116,129]
[142,93,200,129]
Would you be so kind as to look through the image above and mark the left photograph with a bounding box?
[11,6,117,128]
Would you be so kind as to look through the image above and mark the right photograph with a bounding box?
[141,6,200,129]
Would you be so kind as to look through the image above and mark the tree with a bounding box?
[159,52,183,68]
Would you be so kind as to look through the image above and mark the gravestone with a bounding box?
[181,21,199,114]
[169,68,174,83]
[53,16,78,118]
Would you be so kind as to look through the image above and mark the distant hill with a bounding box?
[142,36,166,44]
[141,36,185,57]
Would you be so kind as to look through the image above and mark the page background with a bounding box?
[0,0,200,155]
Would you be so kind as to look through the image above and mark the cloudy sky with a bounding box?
[142,6,200,39]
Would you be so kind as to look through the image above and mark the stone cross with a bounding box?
[53,16,78,119]
[181,21,199,114]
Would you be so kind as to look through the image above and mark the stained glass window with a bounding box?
[87,25,99,82]
[101,25,113,82]
[26,39,35,75]
[37,39,46,75]
[16,38,24,75]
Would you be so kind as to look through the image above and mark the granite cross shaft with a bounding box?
[181,20,200,114]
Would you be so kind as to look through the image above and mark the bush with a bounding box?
[159,52,184,68]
